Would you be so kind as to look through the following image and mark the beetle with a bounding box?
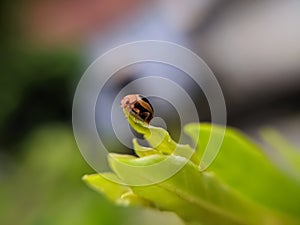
[121,94,154,124]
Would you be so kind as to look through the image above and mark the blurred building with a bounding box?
[83,0,300,149]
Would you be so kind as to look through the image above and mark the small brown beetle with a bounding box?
[121,94,154,124]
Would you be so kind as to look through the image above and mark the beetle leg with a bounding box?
[140,112,152,123]
[132,108,140,115]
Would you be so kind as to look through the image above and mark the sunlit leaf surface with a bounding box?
[84,113,300,225]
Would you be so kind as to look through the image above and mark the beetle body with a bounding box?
[121,94,154,124]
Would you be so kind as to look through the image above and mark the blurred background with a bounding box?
[0,0,300,225]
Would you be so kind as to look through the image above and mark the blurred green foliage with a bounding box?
[0,16,182,224]
[0,0,82,148]
[0,45,81,148]
[0,125,136,225]
[0,2,144,224]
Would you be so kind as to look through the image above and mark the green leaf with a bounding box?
[185,123,300,219]
[83,173,152,207]
[82,173,130,202]
[108,153,297,225]
[260,128,300,181]
[127,112,199,164]
[133,138,160,157]
[83,109,300,225]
